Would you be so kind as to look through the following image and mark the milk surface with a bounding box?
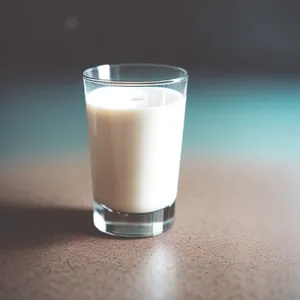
[86,87,186,213]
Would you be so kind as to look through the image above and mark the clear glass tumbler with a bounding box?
[83,63,188,237]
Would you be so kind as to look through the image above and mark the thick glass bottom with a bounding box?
[93,201,175,237]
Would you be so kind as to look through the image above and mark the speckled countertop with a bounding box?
[1,155,300,300]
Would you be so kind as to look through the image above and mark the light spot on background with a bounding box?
[65,17,79,30]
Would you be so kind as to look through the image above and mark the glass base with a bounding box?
[93,201,175,237]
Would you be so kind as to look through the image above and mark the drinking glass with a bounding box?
[83,63,188,237]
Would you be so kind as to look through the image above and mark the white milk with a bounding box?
[86,87,186,213]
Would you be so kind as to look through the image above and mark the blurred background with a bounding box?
[1,0,300,163]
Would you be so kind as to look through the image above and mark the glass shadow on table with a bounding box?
[0,201,122,251]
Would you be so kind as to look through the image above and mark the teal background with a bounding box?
[1,73,299,163]
[2,1,300,164]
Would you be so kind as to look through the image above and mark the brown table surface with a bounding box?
[1,154,300,300]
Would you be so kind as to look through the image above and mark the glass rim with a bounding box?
[82,63,188,86]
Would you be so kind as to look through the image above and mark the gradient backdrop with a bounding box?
[1,1,300,163]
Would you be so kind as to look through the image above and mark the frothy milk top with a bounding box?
[86,87,184,110]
